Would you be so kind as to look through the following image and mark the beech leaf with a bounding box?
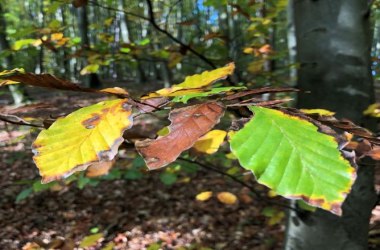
[33,99,133,183]
[143,63,235,99]
[0,69,129,97]
[230,106,356,215]
[136,102,225,169]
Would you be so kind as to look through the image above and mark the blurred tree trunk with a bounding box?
[76,5,101,88]
[0,3,27,105]
[120,0,146,82]
[284,1,377,249]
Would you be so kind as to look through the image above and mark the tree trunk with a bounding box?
[76,5,101,88]
[0,3,27,105]
[284,1,377,249]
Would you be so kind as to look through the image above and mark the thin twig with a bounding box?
[88,0,150,21]
[145,0,217,69]
[0,113,44,128]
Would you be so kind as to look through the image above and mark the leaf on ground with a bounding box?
[136,102,225,169]
[79,233,103,248]
[230,106,356,215]
[217,192,238,205]
[33,99,133,183]
[193,130,227,154]
[142,63,235,99]
[196,191,213,201]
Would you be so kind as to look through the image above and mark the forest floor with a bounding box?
[0,83,379,250]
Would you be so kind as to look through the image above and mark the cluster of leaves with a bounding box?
[1,62,379,215]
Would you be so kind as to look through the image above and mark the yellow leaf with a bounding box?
[193,130,227,154]
[33,99,133,183]
[79,233,104,248]
[178,62,235,89]
[101,242,115,250]
[142,63,235,99]
[243,47,254,54]
[363,103,380,117]
[100,87,129,96]
[196,191,213,201]
[217,192,237,205]
[300,109,335,116]
[157,126,170,136]
[51,32,64,41]
[80,64,100,75]
[0,68,25,86]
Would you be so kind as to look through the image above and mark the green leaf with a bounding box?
[16,188,33,202]
[230,106,355,215]
[159,172,177,185]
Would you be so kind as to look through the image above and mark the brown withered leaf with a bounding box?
[366,146,380,160]
[0,70,130,98]
[136,102,225,169]
[1,70,94,92]
[305,113,380,145]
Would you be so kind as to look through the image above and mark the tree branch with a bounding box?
[145,0,217,69]
[178,157,298,212]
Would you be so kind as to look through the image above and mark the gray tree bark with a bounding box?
[285,1,377,249]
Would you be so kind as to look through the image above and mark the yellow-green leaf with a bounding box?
[80,64,100,75]
[193,130,227,154]
[79,233,104,248]
[177,62,235,89]
[300,109,335,116]
[363,103,380,118]
[33,99,133,183]
[230,106,355,215]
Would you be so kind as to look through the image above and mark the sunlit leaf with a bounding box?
[80,64,100,75]
[33,99,133,183]
[172,86,245,104]
[143,63,235,99]
[196,191,213,201]
[217,192,237,205]
[193,130,227,154]
[136,102,225,169]
[230,106,355,215]
[363,103,380,118]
